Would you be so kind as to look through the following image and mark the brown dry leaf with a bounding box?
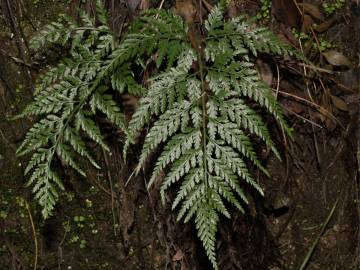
[317,106,332,122]
[313,17,337,32]
[172,249,185,261]
[330,95,348,111]
[286,99,306,114]
[175,0,196,24]
[302,14,313,32]
[272,0,302,27]
[301,3,324,20]
[323,50,352,67]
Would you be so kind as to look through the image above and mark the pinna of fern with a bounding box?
[126,4,300,269]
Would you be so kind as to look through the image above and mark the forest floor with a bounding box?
[0,0,359,269]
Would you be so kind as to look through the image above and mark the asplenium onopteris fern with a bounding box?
[16,0,148,218]
[126,4,299,269]
[18,1,301,268]
[17,1,190,218]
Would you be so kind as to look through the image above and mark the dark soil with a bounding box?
[1,0,359,269]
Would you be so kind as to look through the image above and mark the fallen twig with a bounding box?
[299,197,339,270]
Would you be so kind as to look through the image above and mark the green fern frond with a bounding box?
[75,112,109,151]
[96,0,108,26]
[56,143,86,176]
[224,98,282,158]
[17,116,57,156]
[149,129,202,188]
[90,91,127,132]
[137,102,192,175]
[27,161,64,219]
[111,64,145,96]
[18,1,137,218]
[64,127,100,169]
[127,5,303,269]
[126,48,196,139]
[215,119,269,175]
[18,76,81,117]
[205,3,225,33]
[20,2,304,267]
[195,196,219,269]
[30,19,71,50]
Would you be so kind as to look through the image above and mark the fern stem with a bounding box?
[187,20,209,190]
[196,41,209,190]
[206,32,244,39]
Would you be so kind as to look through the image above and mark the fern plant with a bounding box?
[125,4,300,269]
[16,0,147,218]
[18,1,302,268]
